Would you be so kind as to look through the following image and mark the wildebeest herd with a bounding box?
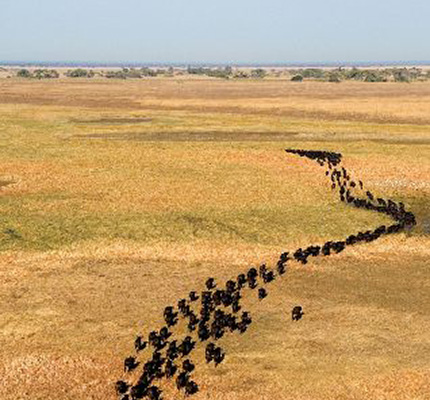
[115,148,416,400]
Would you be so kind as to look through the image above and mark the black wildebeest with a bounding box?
[292,306,304,321]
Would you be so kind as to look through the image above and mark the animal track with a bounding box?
[116,148,416,400]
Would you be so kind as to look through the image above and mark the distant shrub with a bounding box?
[66,68,94,78]
[102,67,160,79]
[301,68,325,79]
[32,69,59,79]
[140,67,157,77]
[343,68,364,81]
[208,67,232,79]
[224,66,233,75]
[363,71,387,82]
[187,66,232,79]
[393,68,411,83]
[407,67,423,81]
[291,74,303,82]
[251,68,266,79]
[328,72,341,83]
[187,66,203,75]
[233,71,249,79]
[17,69,31,78]
[105,69,129,79]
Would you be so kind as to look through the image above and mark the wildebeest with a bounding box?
[292,306,304,321]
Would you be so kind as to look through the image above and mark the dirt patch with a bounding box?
[72,117,152,125]
[421,218,430,234]
[0,180,14,189]
[73,131,301,142]
[139,103,430,126]
[3,80,430,126]
[72,131,430,144]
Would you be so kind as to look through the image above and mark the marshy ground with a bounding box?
[0,78,429,399]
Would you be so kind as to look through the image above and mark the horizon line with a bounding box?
[1,60,430,68]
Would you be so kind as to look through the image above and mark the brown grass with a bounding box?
[0,78,429,399]
[2,80,430,123]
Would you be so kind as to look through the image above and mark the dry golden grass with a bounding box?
[0,78,429,399]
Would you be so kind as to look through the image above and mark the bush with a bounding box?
[224,66,233,75]
[291,74,303,82]
[251,68,266,79]
[187,66,232,79]
[328,72,341,83]
[233,71,249,79]
[208,68,232,79]
[105,70,128,79]
[343,68,364,81]
[17,69,31,78]
[363,71,387,82]
[66,68,94,78]
[301,68,325,79]
[410,68,421,80]
[32,69,59,79]
[393,68,411,83]
[140,67,157,77]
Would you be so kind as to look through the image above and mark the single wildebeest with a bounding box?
[292,306,304,321]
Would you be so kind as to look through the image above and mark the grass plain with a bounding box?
[0,78,429,400]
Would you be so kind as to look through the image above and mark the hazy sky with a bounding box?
[1,0,429,63]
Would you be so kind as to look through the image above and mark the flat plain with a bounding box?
[0,78,429,400]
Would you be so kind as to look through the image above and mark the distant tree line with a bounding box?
[186,66,267,79]
[13,66,430,82]
[187,66,232,79]
[289,67,428,83]
[103,67,174,79]
[17,69,59,79]
[66,68,95,78]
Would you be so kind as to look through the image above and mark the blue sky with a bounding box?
[1,0,429,64]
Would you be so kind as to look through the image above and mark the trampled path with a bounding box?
[116,149,417,400]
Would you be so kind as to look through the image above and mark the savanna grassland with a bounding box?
[0,78,429,400]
